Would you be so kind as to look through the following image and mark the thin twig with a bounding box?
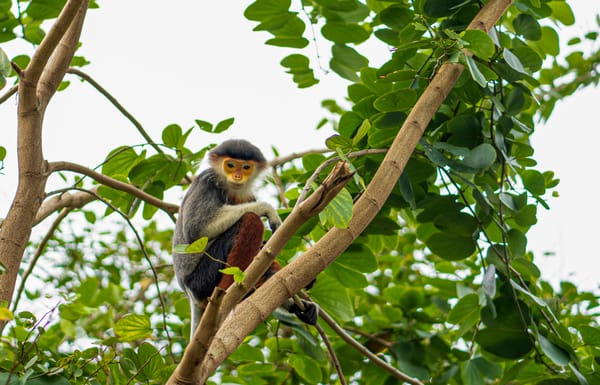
[314,321,347,385]
[66,67,163,154]
[49,161,179,216]
[268,148,332,168]
[0,85,17,104]
[315,305,424,385]
[271,167,290,209]
[71,187,175,360]
[297,148,388,204]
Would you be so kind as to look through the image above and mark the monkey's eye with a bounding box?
[226,162,235,169]
[242,164,252,170]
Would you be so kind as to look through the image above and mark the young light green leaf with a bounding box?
[352,119,371,146]
[220,267,245,283]
[186,237,208,253]
[0,48,11,77]
[319,188,353,228]
[114,314,152,342]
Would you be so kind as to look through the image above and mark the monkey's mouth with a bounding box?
[228,182,245,189]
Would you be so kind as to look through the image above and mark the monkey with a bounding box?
[172,139,317,339]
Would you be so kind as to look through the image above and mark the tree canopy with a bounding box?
[0,0,599,384]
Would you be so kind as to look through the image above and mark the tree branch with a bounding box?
[194,0,513,380]
[0,85,17,104]
[268,148,331,168]
[26,0,87,88]
[297,148,387,204]
[0,0,90,311]
[11,208,71,313]
[317,307,423,385]
[49,161,179,215]
[34,189,97,226]
[37,0,89,106]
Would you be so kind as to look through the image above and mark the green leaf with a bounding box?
[503,48,527,74]
[462,143,496,170]
[186,237,208,253]
[476,328,534,359]
[425,232,476,260]
[319,188,353,228]
[281,53,309,68]
[280,54,319,87]
[433,212,478,237]
[462,30,495,59]
[289,354,322,384]
[244,0,290,21]
[423,0,468,18]
[230,343,265,362]
[338,111,364,137]
[0,48,10,76]
[512,46,543,72]
[513,14,542,40]
[326,263,368,288]
[215,117,235,133]
[380,5,412,31]
[310,274,354,321]
[521,169,546,196]
[162,124,182,148]
[102,146,141,178]
[352,119,371,145]
[448,293,480,324]
[0,146,6,161]
[325,134,353,151]
[321,22,370,44]
[538,334,570,366]
[0,307,14,321]
[548,1,575,26]
[580,325,600,346]
[266,37,309,48]
[220,267,245,284]
[465,56,487,87]
[373,89,417,112]
[336,244,377,273]
[330,44,368,82]
[195,119,213,133]
[137,343,163,379]
[24,24,45,44]
[462,360,484,385]
[26,0,67,20]
[536,26,560,56]
[399,172,416,210]
[114,314,152,342]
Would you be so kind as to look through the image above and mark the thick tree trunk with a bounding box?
[0,0,89,311]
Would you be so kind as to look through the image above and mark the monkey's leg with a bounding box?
[217,212,264,290]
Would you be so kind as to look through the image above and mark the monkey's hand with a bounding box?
[267,212,282,233]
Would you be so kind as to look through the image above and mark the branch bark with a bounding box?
[49,161,179,214]
[0,0,89,309]
[194,0,513,381]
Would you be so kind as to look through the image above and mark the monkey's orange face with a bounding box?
[221,157,255,187]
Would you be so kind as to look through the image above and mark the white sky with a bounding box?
[0,1,599,291]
